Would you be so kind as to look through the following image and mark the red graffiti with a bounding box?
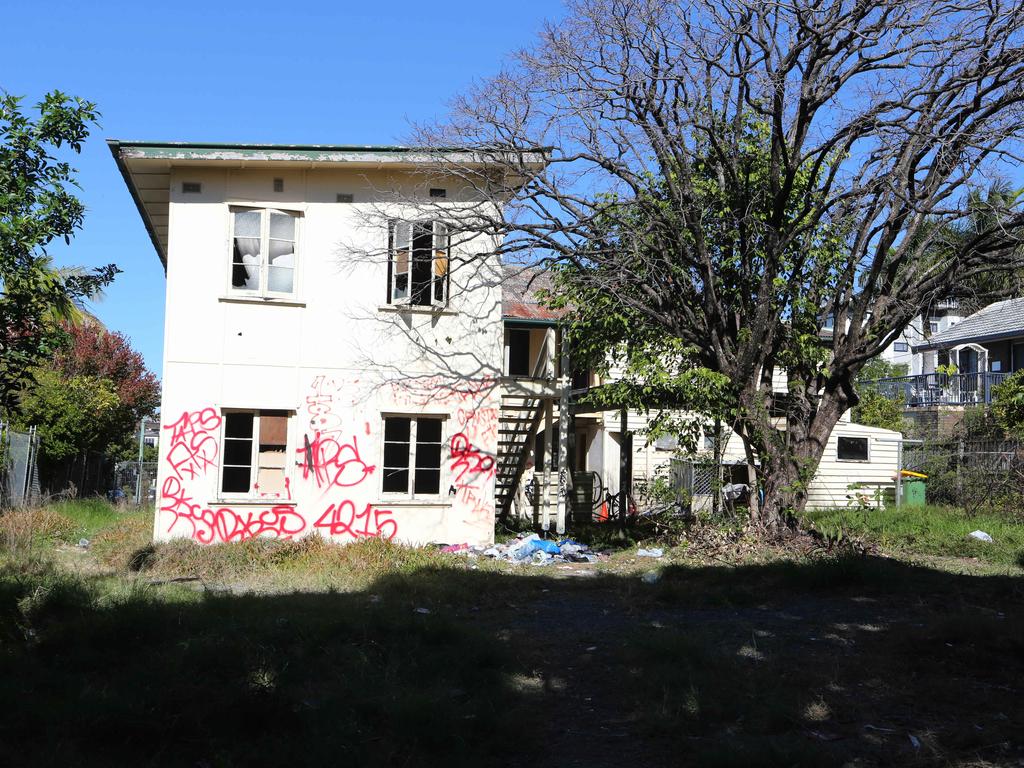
[450,432,496,485]
[455,484,494,524]
[314,501,398,540]
[388,375,498,407]
[163,407,222,480]
[298,432,375,488]
[161,477,306,544]
[455,406,499,443]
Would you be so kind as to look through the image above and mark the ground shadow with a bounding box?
[0,556,1021,767]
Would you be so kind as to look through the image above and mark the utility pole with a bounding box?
[135,416,146,504]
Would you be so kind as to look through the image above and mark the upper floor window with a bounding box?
[387,220,449,306]
[231,208,299,297]
[894,342,908,352]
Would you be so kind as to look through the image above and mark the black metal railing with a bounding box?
[862,372,1010,407]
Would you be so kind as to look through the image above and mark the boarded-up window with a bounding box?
[221,410,292,495]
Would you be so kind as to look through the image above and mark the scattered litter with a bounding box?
[967,530,993,542]
[414,607,431,615]
[77,538,90,549]
[642,570,661,584]
[637,547,664,558]
[454,534,606,565]
[585,646,598,652]
[908,734,921,750]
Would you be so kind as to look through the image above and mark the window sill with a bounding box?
[378,304,457,317]
[219,296,306,308]
[380,498,452,508]
[212,498,298,506]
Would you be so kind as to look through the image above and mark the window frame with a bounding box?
[227,206,302,300]
[380,414,447,499]
[836,435,870,463]
[387,219,450,308]
[218,409,294,500]
[893,342,909,352]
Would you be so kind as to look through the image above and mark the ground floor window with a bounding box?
[382,416,444,496]
[836,435,869,462]
[221,410,290,496]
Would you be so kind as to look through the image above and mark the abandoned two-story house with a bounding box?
[111,140,903,548]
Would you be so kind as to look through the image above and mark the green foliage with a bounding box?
[858,358,908,381]
[0,91,118,415]
[15,369,118,460]
[991,369,1024,438]
[851,389,908,433]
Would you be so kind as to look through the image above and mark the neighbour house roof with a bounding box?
[913,297,1024,351]
[501,265,566,323]
[107,140,549,266]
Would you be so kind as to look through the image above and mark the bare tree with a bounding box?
[405,0,1024,529]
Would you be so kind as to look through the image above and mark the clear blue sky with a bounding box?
[3,0,562,380]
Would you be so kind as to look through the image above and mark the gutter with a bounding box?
[912,328,1024,353]
[106,139,167,270]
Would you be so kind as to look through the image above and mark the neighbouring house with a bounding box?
[878,299,964,375]
[110,140,902,548]
[867,297,1024,414]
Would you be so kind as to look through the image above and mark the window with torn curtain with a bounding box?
[230,208,300,297]
[387,221,449,306]
[221,410,291,498]
[382,416,444,496]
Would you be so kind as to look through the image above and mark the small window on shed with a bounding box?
[837,436,869,462]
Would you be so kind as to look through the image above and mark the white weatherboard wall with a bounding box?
[590,408,901,509]
[155,166,502,547]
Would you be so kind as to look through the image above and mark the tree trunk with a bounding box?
[743,387,848,533]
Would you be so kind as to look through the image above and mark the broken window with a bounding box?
[387,220,449,306]
[382,416,444,495]
[221,410,291,496]
[231,208,299,296]
[836,436,869,462]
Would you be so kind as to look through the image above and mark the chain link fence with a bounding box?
[111,461,159,505]
[0,423,41,508]
[903,438,1024,514]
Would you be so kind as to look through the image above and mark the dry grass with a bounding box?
[0,508,75,554]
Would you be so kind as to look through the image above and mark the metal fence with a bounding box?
[111,461,159,505]
[902,438,1024,510]
[0,423,41,508]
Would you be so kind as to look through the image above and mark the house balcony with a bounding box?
[863,372,1010,408]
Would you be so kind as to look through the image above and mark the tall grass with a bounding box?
[803,504,1024,567]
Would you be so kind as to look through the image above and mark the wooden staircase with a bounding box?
[495,392,545,520]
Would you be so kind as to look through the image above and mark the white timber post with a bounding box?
[556,331,570,535]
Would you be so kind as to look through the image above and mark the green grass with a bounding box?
[2,497,1024,767]
[48,498,147,542]
[802,503,1024,567]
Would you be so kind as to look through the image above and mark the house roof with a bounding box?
[501,265,565,323]
[107,140,550,266]
[913,297,1024,351]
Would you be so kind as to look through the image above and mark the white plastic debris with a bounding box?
[414,607,431,615]
[968,530,993,542]
[637,547,664,558]
[641,570,661,584]
[77,538,90,549]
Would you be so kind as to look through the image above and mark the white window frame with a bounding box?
[228,206,302,299]
[380,414,447,499]
[894,342,909,352]
[836,435,870,463]
[219,409,293,500]
[387,220,450,308]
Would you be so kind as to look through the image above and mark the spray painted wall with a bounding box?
[154,165,502,546]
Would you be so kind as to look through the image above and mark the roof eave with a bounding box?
[107,139,167,268]
[913,328,1024,352]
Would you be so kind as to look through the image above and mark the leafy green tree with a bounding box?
[14,320,160,475]
[417,0,1024,529]
[851,390,908,434]
[991,370,1024,438]
[0,91,118,415]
